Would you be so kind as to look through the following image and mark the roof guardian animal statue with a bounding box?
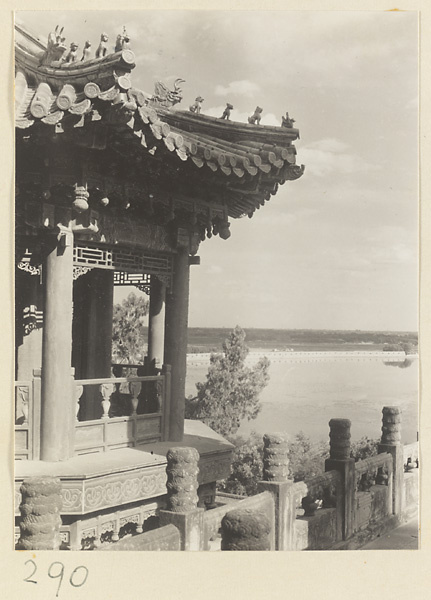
[248,106,263,125]
[96,33,109,59]
[65,42,79,63]
[221,103,233,120]
[189,96,204,114]
[81,41,92,62]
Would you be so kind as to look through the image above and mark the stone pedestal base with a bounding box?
[159,508,204,550]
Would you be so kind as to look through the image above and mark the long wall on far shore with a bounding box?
[186,350,415,366]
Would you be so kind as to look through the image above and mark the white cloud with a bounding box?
[214,80,260,98]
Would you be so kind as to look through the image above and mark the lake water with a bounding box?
[185,352,419,444]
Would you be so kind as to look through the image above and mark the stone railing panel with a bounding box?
[203,491,275,551]
[293,472,343,550]
[355,453,393,492]
[353,453,393,533]
[97,523,180,551]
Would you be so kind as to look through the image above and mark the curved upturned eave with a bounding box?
[15,24,135,91]
[157,108,300,145]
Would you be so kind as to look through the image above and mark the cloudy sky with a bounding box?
[17,10,418,331]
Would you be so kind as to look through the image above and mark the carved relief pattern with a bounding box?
[381,406,402,445]
[262,433,290,482]
[73,265,92,280]
[22,305,43,335]
[16,469,167,516]
[61,487,83,511]
[18,477,63,551]
[82,469,166,512]
[166,447,200,512]
[17,261,42,276]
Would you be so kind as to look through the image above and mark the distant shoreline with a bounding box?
[187,350,418,362]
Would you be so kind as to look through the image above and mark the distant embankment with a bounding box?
[186,350,416,366]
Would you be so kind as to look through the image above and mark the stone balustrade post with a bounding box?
[221,508,271,551]
[258,433,294,550]
[325,418,355,540]
[159,447,204,550]
[17,476,63,550]
[378,406,403,515]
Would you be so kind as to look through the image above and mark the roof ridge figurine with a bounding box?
[65,42,79,63]
[281,112,295,128]
[221,103,233,120]
[189,96,204,114]
[151,78,185,108]
[40,26,66,66]
[248,106,263,125]
[95,33,108,59]
[81,41,92,62]
[115,26,131,52]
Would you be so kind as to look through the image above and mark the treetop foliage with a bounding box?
[112,291,149,363]
[185,326,270,437]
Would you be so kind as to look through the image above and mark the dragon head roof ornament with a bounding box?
[151,78,186,108]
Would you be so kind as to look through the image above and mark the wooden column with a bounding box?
[40,228,74,461]
[164,248,190,441]
[148,276,166,371]
[72,269,114,420]
[86,270,114,378]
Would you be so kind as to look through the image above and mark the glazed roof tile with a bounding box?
[15,24,304,220]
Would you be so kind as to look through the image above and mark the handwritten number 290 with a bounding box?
[24,560,88,597]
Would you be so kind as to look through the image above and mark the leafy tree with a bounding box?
[399,342,416,355]
[112,292,149,363]
[350,436,379,461]
[287,431,328,481]
[219,431,330,496]
[185,326,270,437]
[220,432,265,496]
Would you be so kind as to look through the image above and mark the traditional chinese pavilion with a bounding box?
[14,23,304,549]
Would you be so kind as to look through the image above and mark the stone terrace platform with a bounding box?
[15,420,234,517]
